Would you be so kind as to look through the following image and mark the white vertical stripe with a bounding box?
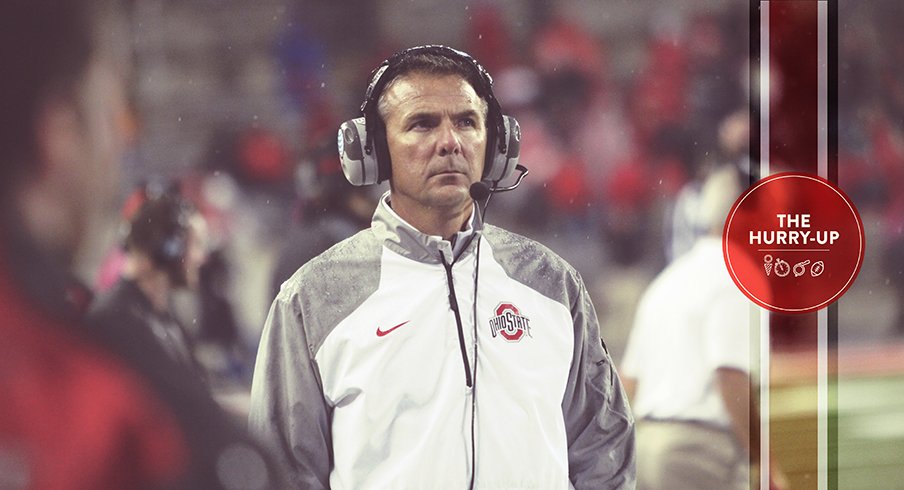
[818,1,829,179]
[818,308,829,490]
[748,303,765,490]
[759,4,771,489]
[759,304,771,490]
[760,1,771,179]
[817,5,829,490]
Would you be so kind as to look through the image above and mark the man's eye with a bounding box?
[410,120,433,130]
[458,118,476,127]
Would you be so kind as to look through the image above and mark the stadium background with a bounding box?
[80,1,904,488]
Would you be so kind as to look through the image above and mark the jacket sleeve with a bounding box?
[248,292,333,489]
[562,275,636,489]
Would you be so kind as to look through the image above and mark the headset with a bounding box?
[121,182,196,283]
[337,45,521,187]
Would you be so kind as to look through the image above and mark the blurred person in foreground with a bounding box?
[249,45,635,489]
[89,184,209,378]
[0,1,280,488]
[621,165,787,490]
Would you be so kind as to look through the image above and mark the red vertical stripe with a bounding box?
[768,2,820,488]
[770,1,819,173]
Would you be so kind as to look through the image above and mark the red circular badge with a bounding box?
[723,172,865,313]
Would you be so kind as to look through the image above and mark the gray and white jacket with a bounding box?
[249,192,635,489]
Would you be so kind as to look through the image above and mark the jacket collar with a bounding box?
[371,191,483,264]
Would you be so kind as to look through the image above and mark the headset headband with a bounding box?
[338,45,520,186]
[361,45,496,114]
[361,45,506,159]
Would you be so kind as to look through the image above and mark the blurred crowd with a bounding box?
[4,0,903,487]
[132,2,753,381]
[101,1,904,386]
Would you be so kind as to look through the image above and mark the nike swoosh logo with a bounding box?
[376,321,410,337]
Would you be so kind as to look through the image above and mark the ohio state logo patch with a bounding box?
[488,302,531,342]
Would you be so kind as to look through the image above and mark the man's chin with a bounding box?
[430,171,471,185]
[427,185,472,209]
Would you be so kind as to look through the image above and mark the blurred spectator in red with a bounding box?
[0,1,281,487]
[539,68,597,227]
[528,18,640,241]
[630,12,689,150]
[199,126,294,202]
[533,17,606,78]
[464,3,515,74]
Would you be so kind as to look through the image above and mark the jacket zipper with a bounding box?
[439,253,473,388]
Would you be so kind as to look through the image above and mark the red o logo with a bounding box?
[495,303,520,316]
[491,303,530,342]
[500,326,523,342]
[722,172,865,313]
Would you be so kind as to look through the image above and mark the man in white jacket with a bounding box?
[249,45,635,489]
[622,165,787,490]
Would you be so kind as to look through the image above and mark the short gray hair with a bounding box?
[374,50,490,125]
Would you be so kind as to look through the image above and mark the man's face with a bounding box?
[381,72,487,216]
[180,212,209,289]
[54,7,131,260]
[33,52,130,269]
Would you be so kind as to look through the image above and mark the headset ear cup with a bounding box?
[338,118,380,186]
[371,120,393,183]
[157,235,187,266]
[155,233,189,286]
[484,115,521,182]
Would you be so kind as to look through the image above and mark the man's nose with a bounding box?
[437,121,461,156]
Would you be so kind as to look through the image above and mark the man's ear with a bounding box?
[33,96,83,180]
